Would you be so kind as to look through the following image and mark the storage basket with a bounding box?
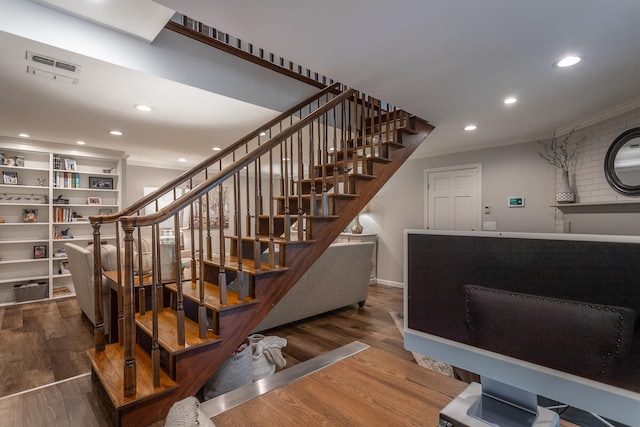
[14,281,48,302]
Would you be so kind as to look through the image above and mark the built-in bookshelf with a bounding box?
[0,141,124,306]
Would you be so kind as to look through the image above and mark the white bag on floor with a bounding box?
[248,334,287,381]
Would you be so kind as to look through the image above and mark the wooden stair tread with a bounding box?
[340,139,404,152]
[229,235,317,245]
[314,156,393,170]
[274,193,359,201]
[165,280,259,312]
[87,343,178,410]
[203,254,289,275]
[301,173,376,183]
[135,310,221,355]
[257,214,340,221]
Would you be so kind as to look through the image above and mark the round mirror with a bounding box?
[604,127,640,195]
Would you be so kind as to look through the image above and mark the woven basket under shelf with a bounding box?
[14,282,49,303]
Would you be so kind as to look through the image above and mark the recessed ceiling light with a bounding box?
[109,130,123,136]
[464,124,477,131]
[76,140,86,145]
[134,104,153,112]
[18,133,29,138]
[212,147,222,151]
[504,97,517,105]
[178,158,186,162]
[554,55,581,68]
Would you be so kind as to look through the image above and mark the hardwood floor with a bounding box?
[0,285,411,426]
[0,297,94,399]
[0,286,617,426]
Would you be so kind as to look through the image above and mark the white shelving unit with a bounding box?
[0,141,125,306]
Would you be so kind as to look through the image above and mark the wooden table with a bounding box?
[208,342,576,426]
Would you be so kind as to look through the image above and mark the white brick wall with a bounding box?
[554,107,640,231]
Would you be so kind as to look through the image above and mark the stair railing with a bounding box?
[90,83,408,398]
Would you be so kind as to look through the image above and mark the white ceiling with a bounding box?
[2,0,640,168]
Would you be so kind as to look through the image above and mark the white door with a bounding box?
[425,165,480,230]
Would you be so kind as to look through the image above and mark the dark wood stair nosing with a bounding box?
[87,344,179,411]
[165,281,259,313]
[202,255,290,276]
[135,310,222,356]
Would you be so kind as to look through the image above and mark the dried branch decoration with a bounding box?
[537,128,585,171]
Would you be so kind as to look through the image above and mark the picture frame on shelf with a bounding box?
[89,176,114,189]
[23,208,38,222]
[33,245,47,259]
[64,158,77,171]
[3,171,18,184]
[14,156,24,167]
[99,208,113,215]
[59,261,70,275]
[88,197,102,205]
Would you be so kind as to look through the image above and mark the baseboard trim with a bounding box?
[375,279,404,288]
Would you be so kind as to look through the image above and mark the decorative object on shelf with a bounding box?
[53,247,67,258]
[0,153,4,164]
[64,158,77,171]
[55,195,69,204]
[59,261,70,274]
[0,193,46,203]
[351,214,363,234]
[99,208,112,215]
[14,156,24,167]
[102,168,113,174]
[537,128,585,203]
[89,176,114,189]
[71,211,89,222]
[3,171,18,185]
[33,244,47,259]
[88,196,102,205]
[60,228,73,239]
[37,177,46,186]
[22,208,38,222]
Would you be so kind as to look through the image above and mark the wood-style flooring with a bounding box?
[0,297,94,399]
[0,284,409,426]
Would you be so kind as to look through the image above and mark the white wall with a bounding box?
[363,107,640,285]
[556,106,640,234]
[125,164,185,206]
[360,141,556,286]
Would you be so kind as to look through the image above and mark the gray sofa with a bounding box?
[253,242,374,332]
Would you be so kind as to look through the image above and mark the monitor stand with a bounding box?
[439,380,560,427]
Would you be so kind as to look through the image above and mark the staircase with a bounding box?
[87,83,433,426]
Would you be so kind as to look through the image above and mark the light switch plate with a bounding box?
[483,221,497,231]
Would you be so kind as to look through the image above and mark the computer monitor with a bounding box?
[404,230,640,426]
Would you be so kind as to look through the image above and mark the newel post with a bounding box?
[122,222,137,397]
[92,223,106,352]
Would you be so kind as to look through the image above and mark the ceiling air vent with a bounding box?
[55,61,76,73]
[26,51,81,74]
[31,55,55,67]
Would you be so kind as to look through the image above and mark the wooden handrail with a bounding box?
[120,88,356,229]
[165,20,327,90]
[89,82,343,226]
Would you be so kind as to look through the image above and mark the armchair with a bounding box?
[65,242,111,334]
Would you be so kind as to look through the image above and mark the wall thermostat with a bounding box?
[507,196,525,207]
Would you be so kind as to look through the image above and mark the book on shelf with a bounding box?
[53,171,80,188]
